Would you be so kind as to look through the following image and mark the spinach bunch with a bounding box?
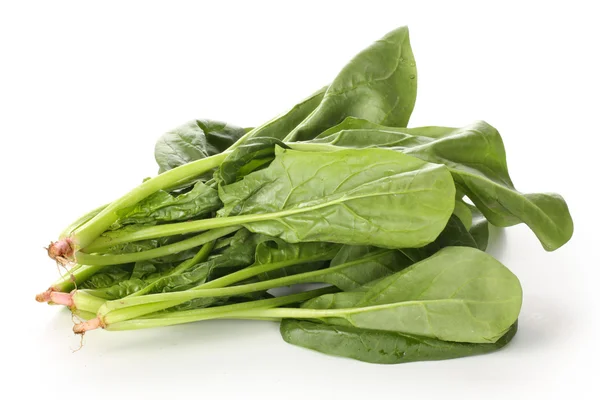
[39,26,573,365]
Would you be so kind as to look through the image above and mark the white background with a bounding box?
[1,1,598,399]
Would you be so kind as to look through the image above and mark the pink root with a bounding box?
[73,317,103,334]
[49,291,74,307]
[35,289,54,303]
[47,238,74,264]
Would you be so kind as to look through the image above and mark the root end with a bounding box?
[46,238,74,264]
[35,289,53,303]
[49,291,74,307]
[74,317,103,334]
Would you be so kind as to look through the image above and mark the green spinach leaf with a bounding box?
[285,26,417,142]
[111,181,222,228]
[236,87,327,144]
[280,319,518,364]
[309,118,573,251]
[300,246,522,343]
[218,147,455,249]
[155,119,246,173]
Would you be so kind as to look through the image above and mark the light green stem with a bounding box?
[60,203,108,239]
[73,309,97,321]
[106,286,336,331]
[197,248,337,290]
[72,291,107,314]
[127,240,216,298]
[287,142,340,152]
[70,152,230,249]
[75,226,240,266]
[77,192,358,246]
[49,264,105,292]
[98,250,381,324]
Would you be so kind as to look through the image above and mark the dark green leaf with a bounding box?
[214,137,289,186]
[280,319,518,364]
[310,118,573,251]
[155,119,246,173]
[79,265,133,289]
[297,246,411,291]
[239,86,326,143]
[112,181,222,228]
[284,26,417,142]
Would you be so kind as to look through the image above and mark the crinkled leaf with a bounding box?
[85,279,149,300]
[111,181,222,228]
[79,265,133,289]
[155,119,246,173]
[149,230,267,293]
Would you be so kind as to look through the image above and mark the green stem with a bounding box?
[72,291,107,314]
[197,249,338,290]
[78,194,354,246]
[126,240,216,298]
[75,226,240,266]
[106,286,337,331]
[83,213,279,248]
[70,152,230,250]
[48,264,106,292]
[286,142,340,152]
[213,236,233,251]
[60,203,108,239]
[73,309,97,320]
[97,250,380,324]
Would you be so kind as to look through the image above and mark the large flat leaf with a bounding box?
[218,147,455,249]
[281,319,518,364]
[308,118,573,251]
[301,246,523,343]
[285,26,417,142]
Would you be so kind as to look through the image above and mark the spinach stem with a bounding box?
[126,240,217,298]
[97,250,389,324]
[36,263,106,301]
[75,226,240,266]
[103,286,337,331]
[69,152,230,250]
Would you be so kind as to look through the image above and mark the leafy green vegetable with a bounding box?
[40,26,575,367]
[284,26,417,142]
[79,265,133,290]
[236,87,327,144]
[214,137,289,186]
[296,246,410,291]
[111,181,222,229]
[155,119,246,173]
[218,146,456,248]
[297,246,522,343]
[468,204,489,251]
[453,198,472,230]
[280,319,518,364]
[308,118,573,251]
